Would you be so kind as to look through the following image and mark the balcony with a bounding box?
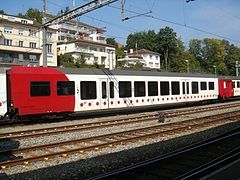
[0,44,41,54]
[0,57,39,65]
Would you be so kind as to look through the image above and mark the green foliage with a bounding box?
[58,54,76,68]
[18,8,42,23]
[0,10,4,14]
[106,37,125,59]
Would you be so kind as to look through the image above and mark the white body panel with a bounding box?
[232,80,240,96]
[0,74,7,117]
[66,74,219,112]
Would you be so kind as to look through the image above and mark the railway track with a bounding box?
[0,110,239,169]
[91,127,240,180]
[1,101,240,140]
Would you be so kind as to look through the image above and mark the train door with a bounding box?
[182,80,190,101]
[100,79,115,109]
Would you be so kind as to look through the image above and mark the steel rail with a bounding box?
[0,110,239,169]
[1,102,240,140]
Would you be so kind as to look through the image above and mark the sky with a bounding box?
[1,0,240,46]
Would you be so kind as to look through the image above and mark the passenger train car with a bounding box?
[0,66,240,120]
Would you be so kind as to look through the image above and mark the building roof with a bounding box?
[131,49,160,56]
[58,39,115,48]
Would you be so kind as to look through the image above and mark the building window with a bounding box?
[160,81,170,96]
[134,81,145,97]
[57,81,75,96]
[148,81,158,96]
[209,82,215,90]
[155,63,159,67]
[47,44,52,53]
[119,81,131,98]
[18,29,24,35]
[47,32,52,38]
[149,62,153,67]
[4,39,12,46]
[150,55,152,59]
[29,42,37,48]
[171,81,180,95]
[30,82,50,97]
[19,41,23,47]
[156,56,158,60]
[192,82,199,94]
[4,27,12,34]
[29,29,36,37]
[90,47,97,51]
[21,20,28,24]
[29,55,37,62]
[80,81,97,100]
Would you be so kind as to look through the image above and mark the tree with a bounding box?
[0,10,4,14]
[18,8,42,23]
[156,27,178,71]
[58,54,76,68]
[106,37,125,59]
[171,38,201,73]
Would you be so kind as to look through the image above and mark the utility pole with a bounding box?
[236,61,239,76]
[42,0,118,67]
[42,0,47,67]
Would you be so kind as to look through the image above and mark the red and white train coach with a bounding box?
[0,66,225,120]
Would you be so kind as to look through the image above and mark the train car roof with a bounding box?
[57,67,218,78]
[7,66,240,79]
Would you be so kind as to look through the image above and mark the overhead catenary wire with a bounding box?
[107,2,240,44]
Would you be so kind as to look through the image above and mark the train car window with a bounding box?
[237,81,240,88]
[160,81,170,96]
[171,81,180,95]
[232,81,235,88]
[102,82,107,99]
[182,82,186,94]
[209,82,214,90]
[200,82,207,90]
[110,82,114,98]
[148,81,158,96]
[192,82,199,94]
[57,81,75,96]
[119,81,131,98]
[80,81,97,100]
[187,82,189,94]
[134,81,145,97]
[31,81,50,96]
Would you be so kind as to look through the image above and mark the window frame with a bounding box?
[30,81,50,97]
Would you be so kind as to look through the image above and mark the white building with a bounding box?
[118,49,161,69]
[46,14,116,68]
[0,14,58,67]
[58,39,116,69]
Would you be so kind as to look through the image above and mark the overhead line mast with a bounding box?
[42,0,118,67]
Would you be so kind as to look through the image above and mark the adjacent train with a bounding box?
[0,66,240,120]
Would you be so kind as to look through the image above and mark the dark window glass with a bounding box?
[80,81,97,100]
[237,81,240,88]
[160,81,169,96]
[57,81,75,96]
[134,81,145,97]
[192,82,199,94]
[209,82,214,90]
[200,82,207,90]
[31,81,50,96]
[148,81,158,96]
[119,81,131,98]
[187,82,189,94]
[232,81,235,88]
[171,81,180,95]
[182,82,186,94]
[102,82,107,99]
[110,82,114,98]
